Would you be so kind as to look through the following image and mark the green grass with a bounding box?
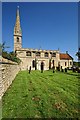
[2,70,79,118]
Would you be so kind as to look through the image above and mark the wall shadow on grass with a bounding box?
[1,118,79,120]
[63,72,79,77]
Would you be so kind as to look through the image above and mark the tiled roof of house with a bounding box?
[60,53,73,60]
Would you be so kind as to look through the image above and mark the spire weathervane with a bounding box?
[17,6,19,9]
[17,6,19,17]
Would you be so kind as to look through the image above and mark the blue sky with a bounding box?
[2,2,78,61]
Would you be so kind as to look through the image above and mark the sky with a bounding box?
[2,2,78,61]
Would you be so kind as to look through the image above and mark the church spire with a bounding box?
[14,6,22,36]
[14,6,22,51]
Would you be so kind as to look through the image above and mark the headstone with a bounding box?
[65,68,67,72]
[61,69,64,72]
[53,66,55,73]
[41,61,44,73]
[73,67,76,72]
[29,66,31,74]
[78,67,80,73]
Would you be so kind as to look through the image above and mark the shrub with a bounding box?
[2,51,21,64]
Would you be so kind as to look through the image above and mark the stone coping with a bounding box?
[0,57,18,65]
[16,48,60,53]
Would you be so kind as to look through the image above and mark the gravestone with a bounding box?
[61,69,64,72]
[65,68,67,72]
[29,66,31,74]
[41,61,44,73]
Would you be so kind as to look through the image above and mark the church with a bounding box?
[14,7,73,70]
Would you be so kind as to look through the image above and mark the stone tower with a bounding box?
[14,6,22,51]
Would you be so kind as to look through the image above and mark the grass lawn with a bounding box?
[2,70,79,118]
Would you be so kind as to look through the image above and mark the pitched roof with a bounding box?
[60,53,73,60]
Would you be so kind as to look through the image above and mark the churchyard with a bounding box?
[2,70,79,118]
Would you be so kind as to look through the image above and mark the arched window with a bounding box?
[52,53,56,57]
[65,62,67,66]
[70,62,72,65]
[36,52,40,57]
[26,51,31,56]
[45,52,48,57]
[17,37,19,42]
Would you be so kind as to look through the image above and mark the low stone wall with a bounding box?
[0,57,20,99]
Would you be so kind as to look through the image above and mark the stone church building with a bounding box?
[14,7,73,70]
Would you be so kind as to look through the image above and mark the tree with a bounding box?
[76,48,80,60]
[0,42,10,52]
[0,42,21,64]
[0,43,2,55]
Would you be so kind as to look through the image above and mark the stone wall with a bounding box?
[20,57,50,70]
[60,59,73,69]
[16,50,60,70]
[0,57,20,99]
